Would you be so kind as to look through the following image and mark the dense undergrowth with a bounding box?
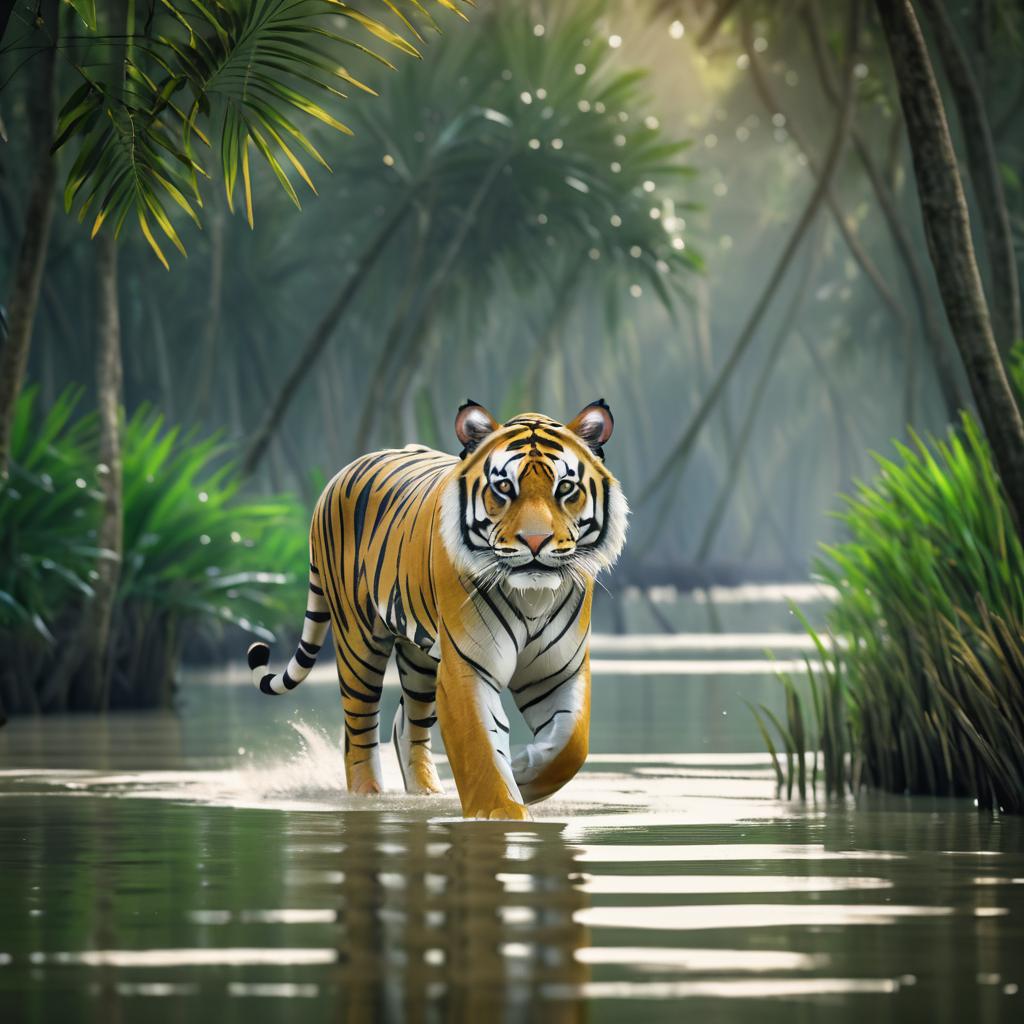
[0,388,306,713]
[755,412,1024,814]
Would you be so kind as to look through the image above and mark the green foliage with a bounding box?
[118,408,307,642]
[55,0,467,265]
[0,387,308,709]
[749,607,852,801]
[0,387,100,641]
[755,415,1024,813]
[350,1,699,310]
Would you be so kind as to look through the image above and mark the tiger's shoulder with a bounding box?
[322,444,459,502]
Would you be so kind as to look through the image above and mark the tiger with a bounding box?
[247,400,628,819]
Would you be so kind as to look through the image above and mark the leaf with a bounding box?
[137,207,170,269]
[65,0,97,31]
[324,3,422,57]
[57,0,461,260]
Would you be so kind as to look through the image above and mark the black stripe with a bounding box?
[409,715,437,728]
[247,643,270,670]
[472,583,519,651]
[442,623,501,692]
[294,647,316,669]
[533,707,572,735]
[513,633,588,695]
[305,610,330,623]
[259,673,277,695]
[517,669,578,713]
[396,645,437,678]
[528,587,587,663]
[309,583,325,596]
[401,685,436,703]
[341,680,383,703]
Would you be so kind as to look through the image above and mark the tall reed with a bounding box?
[754,414,1024,813]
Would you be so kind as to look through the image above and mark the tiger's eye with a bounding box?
[556,480,577,499]
[494,479,513,495]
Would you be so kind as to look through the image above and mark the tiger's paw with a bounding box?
[350,777,383,796]
[468,801,531,821]
[347,762,383,796]
[406,756,444,795]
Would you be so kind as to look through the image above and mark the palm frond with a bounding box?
[55,0,469,263]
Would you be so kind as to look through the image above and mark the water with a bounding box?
[2,629,1023,1021]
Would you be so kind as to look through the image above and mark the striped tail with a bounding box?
[248,563,331,695]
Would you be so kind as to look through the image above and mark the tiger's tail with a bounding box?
[248,563,331,695]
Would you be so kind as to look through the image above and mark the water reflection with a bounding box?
[2,673,1024,1021]
[318,816,589,1022]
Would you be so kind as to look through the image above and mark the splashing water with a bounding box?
[244,719,351,799]
[12,717,461,814]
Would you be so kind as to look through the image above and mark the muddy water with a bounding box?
[1,660,1022,1022]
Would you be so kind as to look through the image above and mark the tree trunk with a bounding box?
[803,3,967,417]
[519,257,587,409]
[352,204,432,451]
[352,153,509,452]
[193,197,226,422]
[242,193,416,476]
[744,13,904,329]
[875,0,1024,534]
[695,219,821,562]
[0,0,58,478]
[917,0,1020,354]
[89,233,125,709]
[797,328,860,488]
[697,0,742,49]
[150,295,176,419]
[639,0,863,517]
[41,235,124,711]
[0,1,17,47]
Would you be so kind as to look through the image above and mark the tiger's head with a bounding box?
[440,400,629,591]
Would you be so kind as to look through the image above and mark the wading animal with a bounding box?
[247,401,628,819]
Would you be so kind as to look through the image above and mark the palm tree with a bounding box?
[0,0,465,474]
[3,0,465,706]
[243,1,700,469]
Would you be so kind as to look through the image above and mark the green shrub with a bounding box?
[0,388,102,711]
[0,388,308,713]
[111,407,308,705]
[754,414,1024,814]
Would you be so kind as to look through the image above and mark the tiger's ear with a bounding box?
[567,399,614,457]
[455,400,499,455]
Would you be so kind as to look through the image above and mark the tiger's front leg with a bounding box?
[511,653,590,804]
[436,627,529,820]
[510,586,592,804]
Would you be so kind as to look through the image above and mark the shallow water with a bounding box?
[1,648,1023,1022]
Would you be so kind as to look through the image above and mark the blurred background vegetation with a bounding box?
[1,0,1024,813]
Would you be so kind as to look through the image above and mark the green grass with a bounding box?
[754,413,1024,814]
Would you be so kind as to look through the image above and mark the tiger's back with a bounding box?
[311,444,457,658]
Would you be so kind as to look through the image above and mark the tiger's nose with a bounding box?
[520,532,553,556]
